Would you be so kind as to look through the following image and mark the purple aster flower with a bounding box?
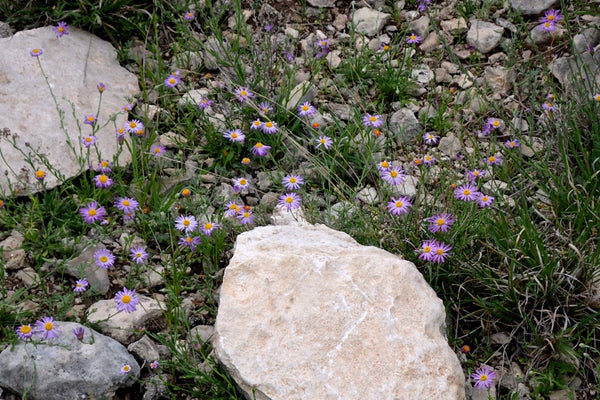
[123,211,135,221]
[30,48,43,57]
[35,169,46,181]
[94,174,113,188]
[53,21,70,38]
[542,101,556,111]
[73,327,85,341]
[362,113,384,128]
[115,287,139,313]
[114,197,139,214]
[120,364,132,375]
[454,184,480,201]
[477,193,494,208]
[387,196,412,215]
[423,132,439,144]
[116,127,126,143]
[485,118,503,131]
[96,160,112,173]
[594,93,600,102]
[423,154,436,165]
[97,82,105,93]
[539,22,557,32]
[175,215,198,233]
[406,33,422,44]
[122,103,133,112]
[34,316,61,340]
[198,98,213,109]
[431,241,452,263]
[81,135,97,148]
[282,174,305,190]
[79,201,107,224]
[94,248,116,269]
[237,209,255,225]
[540,9,562,24]
[16,324,34,341]
[224,201,240,217]
[316,38,330,49]
[252,142,271,157]
[505,138,520,148]
[258,102,273,114]
[265,24,273,32]
[223,129,245,143]
[466,169,487,182]
[298,102,316,117]
[278,192,301,211]
[150,360,159,369]
[233,177,250,193]
[124,119,144,134]
[379,42,390,52]
[417,0,432,11]
[201,222,220,236]
[381,166,406,186]
[84,115,97,126]
[250,119,263,130]
[485,155,502,165]
[235,86,254,102]
[74,278,89,293]
[472,365,497,390]
[417,240,437,262]
[179,235,202,251]
[377,160,391,172]
[184,11,194,21]
[425,213,455,233]
[164,74,181,88]
[130,246,148,264]
[316,135,333,149]
[150,143,166,157]
[261,121,279,134]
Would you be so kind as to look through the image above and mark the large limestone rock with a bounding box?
[0,322,140,400]
[467,20,504,54]
[214,222,465,400]
[0,27,138,196]
[510,0,559,15]
[352,7,390,37]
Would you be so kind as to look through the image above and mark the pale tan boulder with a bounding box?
[214,222,466,400]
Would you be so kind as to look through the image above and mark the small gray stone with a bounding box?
[392,175,418,197]
[261,192,280,209]
[189,325,215,344]
[284,26,299,39]
[0,21,13,38]
[441,61,460,74]
[467,20,504,54]
[172,51,203,70]
[356,186,380,205]
[484,66,515,94]
[65,242,110,295]
[412,67,435,85]
[440,17,468,35]
[178,88,210,107]
[419,30,440,53]
[352,7,390,37]
[408,15,430,38]
[573,28,600,54]
[389,108,422,144]
[438,133,463,158]
[307,0,335,7]
[283,81,317,111]
[326,50,342,69]
[529,24,565,45]
[327,103,352,121]
[128,334,160,365]
[333,14,348,31]
[509,0,559,15]
[511,117,529,132]
[203,37,230,70]
[1,231,27,270]
[0,322,139,400]
[16,267,39,286]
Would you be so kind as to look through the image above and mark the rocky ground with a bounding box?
[1,0,600,399]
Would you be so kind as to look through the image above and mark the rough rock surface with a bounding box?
[509,0,560,15]
[87,295,166,344]
[467,20,504,54]
[0,27,138,195]
[214,222,465,400]
[0,322,139,400]
[352,7,390,37]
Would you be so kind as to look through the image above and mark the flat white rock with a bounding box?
[214,223,465,400]
[0,27,138,195]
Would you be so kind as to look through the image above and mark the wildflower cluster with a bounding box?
[16,316,61,341]
[537,9,563,32]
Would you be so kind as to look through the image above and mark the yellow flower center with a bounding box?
[302,105,309,111]
[183,219,190,226]
[544,22,551,28]
[205,223,213,230]
[35,170,45,178]
[480,374,487,381]
[129,122,137,128]
[242,158,250,164]
[286,197,293,203]
[410,35,416,40]
[369,116,377,122]
[243,212,249,218]
[239,179,246,185]
[20,325,31,334]
[493,120,500,127]
[415,159,422,165]
[136,252,142,258]
[182,189,190,196]
[489,157,496,162]
[99,175,108,183]
[121,295,131,304]
[256,142,263,148]
[425,156,432,161]
[289,177,296,183]
[87,116,94,122]
[437,218,445,226]
[423,246,431,253]
[381,162,389,168]
[482,196,488,202]
[253,121,261,126]
[169,78,176,84]
[395,201,403,207]
[546,103,553,108]
[186,237,193,243]
[58,27,64,32]
[436,249,444,255]
[390,171,398,178]
[101,161,109,168]
[123,365,130,372]
[320,138,326,143]
[231,133,238,138]
[240,90,247,96]
[265,122,273,128]
[464,190,471,195]
[548,15,554,21]
[88,209,97,216]
[44,322,53,331]
[154,148,161,153]
[122,200,130,206]
[100,256,108,263]
[595,95,600,102]
[383,45,389,51]
[312,123,320,128]
[229,204,237,210]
